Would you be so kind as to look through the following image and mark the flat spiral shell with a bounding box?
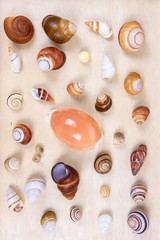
[95,93,112,112]
[70,206,82,222]
[31,88,54,102]
[130,184,147,204]
[94,154,112,174]
[101,55,116,79]
[4,157,21,172]
[67,82,84,96]
[8,46,21,72]
[124,72,143,95]
[98,214,112,233]
[127,210,149,234]
[100,186,110,198]
[7,187,23,212]
[132,106,150,124]
[41,211,56,232]
[7,93,23,110]
[12,124,32,145]
[85,21,112,39]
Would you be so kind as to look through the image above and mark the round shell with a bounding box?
[32,153,41,163]
[78,51,90,63]
[101,55,116,79]
[31,88,54,102]
[113,132,125,145]
[100,186,110,198]
[127,210,149,234]
[98,214,112,233]
[12,124,32,144]
[85,21,112,39]
[8,46,21,73]
[7,187,23,212]
[70,206,82,222]
[94,154,112,174]
[67,82,84,96]
[95,93,112,112]
[124,72,143,95]
[4,157,21,172]
[7,93,23,110]
[41,211,56,232]
[119,21,144,53]
[132,106,150,124]
[130,184,147,204]
[35,144,44,154]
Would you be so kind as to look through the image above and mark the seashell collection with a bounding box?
[94,154,112,174]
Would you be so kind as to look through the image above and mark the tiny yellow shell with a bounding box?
[100,186,110,198]
[78,51,90,63]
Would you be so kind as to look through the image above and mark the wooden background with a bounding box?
[0,0,159,239]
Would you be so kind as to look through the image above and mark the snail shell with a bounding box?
[101,55,116,79]
[130,184,147,204]
[70,206,82,222]
[85,21,112,39]
[4,16,34,44]
[113,132,125,145]
[100,186,110,198]
[127,210,149,234]
[31,88,54,102]
[35,144,44,155]
[41,211,56,232]
[124,72,143,95]
[118,21,144,53]
[7,93,23,111]
[8,46,21,73]
[24,177,46,202]
[7,187,23,212]
[95,93,112,112]
[132,106,150,124]
[37,47,66,71]
[12,124,32,145]
[67,82,84,96]
[78,51,90,63]
[32,153,41,163]
[42,15,77,44]
[4,157,21,172]
[51,162,79,200]
[94,154,112,174]
[98,214,112,233]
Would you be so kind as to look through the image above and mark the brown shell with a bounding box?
[12,124,32,145]
[95,93,112,112]
[113,132,125,145]
[94,154,112,174]
[32,153,41,163]
[132,106,150,124]
[70,206,82,222]
[4,16,34,44]
[127,210,149,234]
[124,72,143,95]
[32,88,54,102]
[35,144,44,155]
[67,82,84,96]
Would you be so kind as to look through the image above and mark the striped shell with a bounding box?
[119,21,144,53]
[24,177,46,202]
[94,154,112,174]
[124,72,143,95]
[41,211,56,232]
[7,187,23,212]
[7,93,23,110]
[12,124,32,145]
[98,214,112,233]
[70,206,82,222]
[35,144,44,154]
[101,55,116,79]
[67,82,84,96]
[113,132,125,145]
[4,157,21,172]
[130,184,147,204]
[85,21,112,39]
[100,186,110,198]
[8,46,21,73]
[32,153,41,163]
[132,106,150,124]
[127,210,149,234]
[95,93,112,112]
[78,51,90,63]
[31,88,54,102]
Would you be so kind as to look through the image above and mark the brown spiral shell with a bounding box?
[130,184,147,204]
[124,72,143,95]
[100,186,110,198]
[70,206,82,222]
[127,210,149,234]
[132,106,150,124]
[12,124,32,145]
[67,82,84,96]
[95,93,112,112]
[94,154,112,174]
[4,16,34,44]
[31,88,54,102]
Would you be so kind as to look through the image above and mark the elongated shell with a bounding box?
[85,21,112,39]
[42,15,77,44]
[31,88,54,102]
[12,124,32,145]
[124,72,143,95]
[7,93,23,110]
[119,21,144,53]
[24,177,46,202]
[94,154,112,174]
[101,55,116,79]
[127,210,149,234]
[100,186,110,198]
[95,93,112,112]
[7,187,23,212]
[132,106,150,124]
[70,206,82,222]
[98,214,112,233]
[4,157,21,172]
[67,82,84,96]
[8,47,21,73]
[113,132,125,145]
[130,184,147,204]
[41,211,56,232]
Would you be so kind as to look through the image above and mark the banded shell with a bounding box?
[94,154,112,174]
[98,214,112,233]
[12,124,32,145]
[41,211,56,232]
[113,132,125,145]
[31,88,54,102]
[7,187,23,212]
[100,186,110,198]
[32,153,41,163]
[70,206,82,222]
[124,72,143,95]
[130,184,147,204]
[8,46,21,72]
[7,93,23,110]
[4,157,21,172]
[85,21,112,39]
[101,55,116,79]
[95,93,112,112]
[24,177,46,202]
[67,82,84,96]
[35,144,44,155]
[78,51,90,63]
[119,21,144,53]
[127,210,149,234]
[132,106,150,124]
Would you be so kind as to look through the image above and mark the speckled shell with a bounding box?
[127,210,149,234]
[70,206,82,222]
[7,93,23,111]
[4,157,21,172]
[31,88,54,102]
[113,132,125,145]
[98,214,112,233]
[101,55,116,79]
[85,21,112,39]
[67,82,84,96]
[132,106,150,124]
[94,154,112,174]
[130,184,147,204]
[100,186,110,198]
[95,93,112,112]
[124,72,143,95]
[12,124,32,145]
[119,21,144,53]
[41,211,56,232]
[7,187,23,212]
[8,46,21,73]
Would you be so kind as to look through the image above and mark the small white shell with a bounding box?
[8,46,21,73]
[101,55,116,79]
[78,51,90,63]
[4,158,21,172]
[7,93,23,110]
[7,187,23,212]
[98,214,112,233]
[85,21,112,39]
[37,55,55,71]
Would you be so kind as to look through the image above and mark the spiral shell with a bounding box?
[132,106,150,124]
[95,93,112,112]
[41,211,56,232]
[7,93,23,111]
[100,186,110,198]
[31,88,54,102]
[101,55,116,79]
[98,214,112,233]
[94,154,112,174]
[7,187,23,212]
[124,72,143,95]
[12,124,32,145]
[70,206,82,222]
[4,16,34,44]
[119,21,144,53]
[78,51,90,63]
[67,82,84,96]
[32,153,41,163]
[4,157,21,172]
[127,210,149,234]
[85,21,112,39]
[130,184,147,204]
[35,144,44,155]
[8,46,21,73]
[113,132,125,145]
[24,177,46,202]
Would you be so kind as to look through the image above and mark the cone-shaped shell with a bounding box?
[7,93,23,110]
[31,88,54,102]
[132,106,150,124]
[101,55,115,79]
[98,214,112,233]
[124,72,143,95]
[41,211,56,232]
[95,93,112,112]
[70,206,82,221]
[67,82,84,96]
[4,157,21,172]
[8,47,21,73]
[127,210,149,234]
[94,154,112,174]
[85,21,112,39]
[7,187,23,212]
[130,184,147,204]
[12,124,32,145]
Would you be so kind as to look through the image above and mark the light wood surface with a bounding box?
[0,0,159,239]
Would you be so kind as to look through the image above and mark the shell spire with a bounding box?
[130,184,147,204]
[85,21,112,39]
[31,88,54,102]
[8,46,21,73]
[67,82,84,97]
[7,187,23,212]
[101,55,115,79]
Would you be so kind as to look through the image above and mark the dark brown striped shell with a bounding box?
[12,124,32,145]
[31,88,54,102]
[95,93,112,112]
[130,184,147,204]
[94,154,112,174]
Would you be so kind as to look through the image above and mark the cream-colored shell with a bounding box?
[8,46,21,73]
[37,55,54,71]
[7,93,23,111]
[4,157,21,172]
[85,21,112,39]
[101,55,116,79]
[78,51,90,63]
[7,187,23,212]
[98,214,112,233]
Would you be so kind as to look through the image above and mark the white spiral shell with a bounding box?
[127,210,149,234]
[97,214,112,233]
[7,187,23,212]
[101,55,116,79]
[12,127,25,143]
[8,46,21,73]
[7,93,23,110]
[37,55,55,71]
[85,21,112,39]
[4,157,21,172]
[70,206,82,222]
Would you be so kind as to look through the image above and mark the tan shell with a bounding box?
[124,72,143,95]
[35,144,44,154]
[7,93,23,110]
[41,211,56,232]
[94,154,112,174]
[67,82,85,96]
[132,106,150,124]
[100,186,110,198]
[113,132,125,145]
[78,51,90,63]
[7,187,23,212]
[32,153,41,163]
[130,184,147,204]
[70,206,82,222]
[4,157,21,172]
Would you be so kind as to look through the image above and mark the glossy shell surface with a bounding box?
[32,88,54,102]
[95,93,112,112]
[41,211,56,232]
[7,93,23,110]
[101,55,115,79]
[132,106,150,124]
[98,214,112,233]
[7,187,23,212]
[85,21,112,39]
[12,124,32,144]
[94,154,112,174]
[127,210,149,234]
[124,72,143,95]
[70,206,82,222]
[113,132,125,145]
[67,82,84,97]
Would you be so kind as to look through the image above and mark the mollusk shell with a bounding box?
[132,106,150,124]
[124,72,143,95]
[8,46,21,72]
[85,21,112,39]
[35,144,44,154]
[7,93,23,110]
[130,184,147,204]
[78,51,90,63]
[98,214,112,233]
[100,186,110,198]
[127,210,149,234]
[67,82,84,96]
[7,187,23,212]
[95,93,112,112]
[32,153,41,163]
[113,132,125,145]
[24,177,46,202]
[41,211,56,232]
[12,124,32,145]
[94,154,112,174]
[31,88,54,102]
[4,157,21,172]
[70,206,82,222]
[101,55,116,79]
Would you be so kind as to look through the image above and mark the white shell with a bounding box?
[7,93,23,110]
[24,177,46,202]
[7,187,23,212]
[129,28,144,50]
[4,158,21,172]
[12,128,25,143]
[78,51,90,63]
[8,46,21,73]
[85,21,112,39]
[101,55,116,79]
[37,55,54,71]
[98,214,112,233]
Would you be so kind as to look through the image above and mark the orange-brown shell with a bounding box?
[94,154,112,174]
[12,124,32,145]
[132,106,150,124]
[124,72,143,95]
[95,93,112,112]
[67,82,84,96]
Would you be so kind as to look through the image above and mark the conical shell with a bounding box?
[85,21,112,39]
[101,55,115,79]
[100,186,110,198]
[94,154,112,174]
[95,93,112,112]
[4,157,21,172]
[7,187,23,212]
[67,82,84,96]
[8,46,21,73]
[7,93,23,110]
[127,210,149,234]
[98,214,112,233]
[124,72,143,95]
[12,124,32,145]
[132,106,150,124]
[41,211,56,232]
[70,206,82,222]
[31,88,54,102]
[130,184,147,204]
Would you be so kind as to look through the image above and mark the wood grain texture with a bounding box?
[0,0,159,239]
